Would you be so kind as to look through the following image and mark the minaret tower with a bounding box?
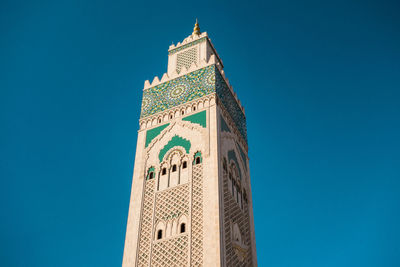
[122,21,257,267]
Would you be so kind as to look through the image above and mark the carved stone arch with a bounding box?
[146,166,156,180]
[171,218,178,236]
[210,95,216,105]
[165,147,185,165]
[145,122,206,169]
[159,161,170,174]
[158,161,169,191]
[178,214,188,234]
[231,221,248,262]
[180,154,190,184]
[232,222,242,244]
[193,151,203,165]
[154,220,166,240]
[229,161,239,181]
[166,148,184,187]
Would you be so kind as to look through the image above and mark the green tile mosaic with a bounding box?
[145,123,170,147]
[193,151,202,164]
[215,69,247,141]
[146,166,155,180]
[182,110,206,128]
[140,65,215,119]
[141,65,247,142]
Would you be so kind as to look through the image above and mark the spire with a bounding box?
[193,19,201,36]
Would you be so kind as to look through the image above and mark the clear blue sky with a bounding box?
[1,0,399,266]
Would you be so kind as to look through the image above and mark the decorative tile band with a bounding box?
[215,68,247,141]
[140,65,247,142]
[140,65,215,119]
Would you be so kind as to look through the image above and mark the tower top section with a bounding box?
[165,20,224,77]
[141,22,247,143]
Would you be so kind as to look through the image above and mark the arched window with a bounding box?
[172,164,177,172]
[193,106,196,111]
[193,151,202,165]
[147,167,155,180]
[180,223,186,233]
[157,229,163,240]
[182,161,187,169]
[162,168,167,175]
[181,110,185,115]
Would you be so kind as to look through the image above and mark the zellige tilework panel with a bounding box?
[215,68,248,141]
[140,65,215,118]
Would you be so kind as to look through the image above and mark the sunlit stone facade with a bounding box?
[122,22,257,267]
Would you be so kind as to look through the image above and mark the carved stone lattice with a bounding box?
[151,235,189,267]
[191,163,203,266]
[137,179,155,267]
[223,171,253,267]
[176,47,198,73]
[155,183,189,221]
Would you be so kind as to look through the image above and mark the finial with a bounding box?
[193,19,201,36]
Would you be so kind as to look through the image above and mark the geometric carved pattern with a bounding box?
[191,163,203,266]
[136,179,155,267]
[155,183,189,221]
[223,170,253,267]
[151,235,189,267]
[177,47,198,73]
